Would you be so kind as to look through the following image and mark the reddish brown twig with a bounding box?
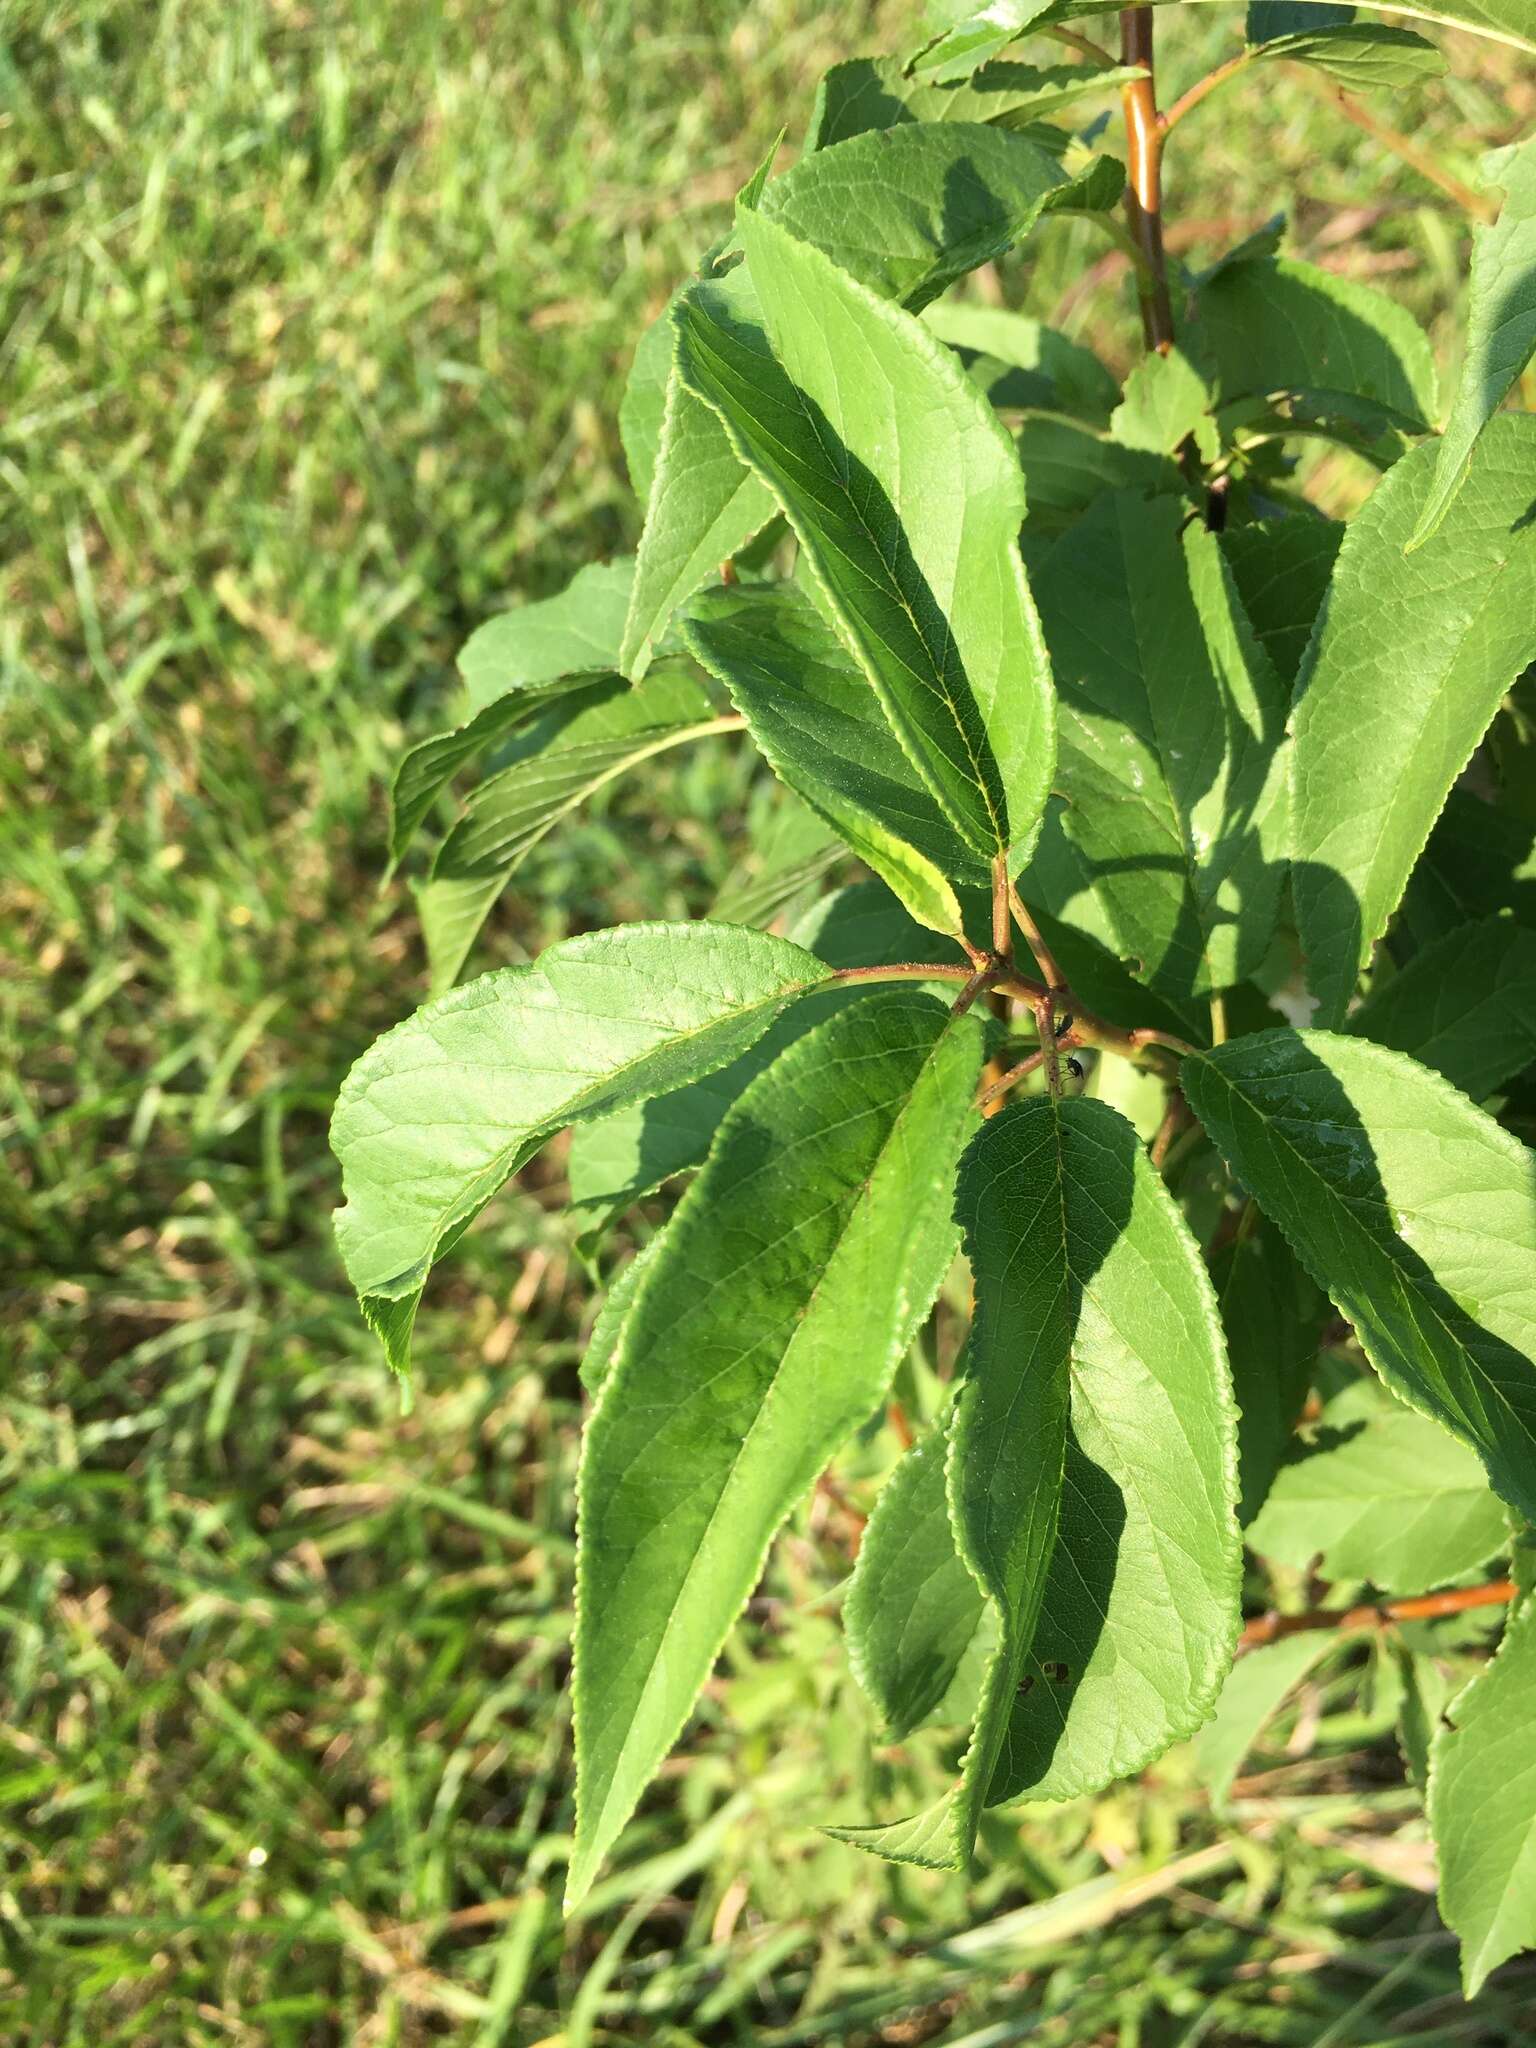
[1237,1579,1516,1656]
[1119,9,1175,352]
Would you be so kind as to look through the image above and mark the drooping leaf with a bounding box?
[432,669,725,882]
[415,872,508,998]
[760,123,1122,315]
[565,881,967,1235]
[1429,1593,1536,1995]
[330,923,834,1373]
[709,794,846,931]
[677,206,1055,872]
[459,560,635,714]
[389,676,586,863]
[1193,255,1438,435]
[1218,516,1343,687]
[568,991,984,1905]
[1195,1633,1339,1814]
[1183,1027,1536,1525]
[1411,135,1536,548]
[1248,1378,1510,1594]
[683,580,972,931]
[808,54,1141,151]
[1211,1220,1327,1526]
[923,300,1120,420]
[1015,414,1187,531]
[834,1097,1240,1862]
[1033,492,1291,1002]
[1249,23,1445,89]
[1110,346,1218,459]
[415,668,734,982]
[1348,915,1536,1100]
[1291,414,1536,1024]
[846,1421,990,1739]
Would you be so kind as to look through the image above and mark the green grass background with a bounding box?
[4,2,1535,2042]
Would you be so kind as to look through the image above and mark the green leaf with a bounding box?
[1348,915,1536,1099]
[432,669,724,882]
[846,1422,990,1739]
[1397,790,1536,950]
[1398,1645,1454,1787]
[414,872,510,998]
[1193,255,1438,434]
[1211,1221,1327,1526]
[709,794,845,930]
[760,123,1121,316]
[579,1233,669,1396]
[1411,135,1536,548]
[836,1098,1239,1863]
[1218,517,1343,687]
[1033,493,1291,1001]
[459,560,635,714]
[1183,1027,1536,1525]
[677,206,1055,870]
[620,290,780,682]
[683,580,971,930]
[913,0,1062,82]
[1067,1,1535,59]
[1008,802,1207,1043]
[415,668,732,983]
[794,877,972,971]
[923,300,1120,420]
[389,677,584,864]
[330,922,833,1373]
[1291,414,1536,1024]
[808,55,1141,150]
[569,991,984,1905]
[1015,414,1186,531]
[565,882,967,1236]
[1110,346,1218,459]
[1195,1634,1338,1814]
[1250,24,1445,89]
[622,125,1119,683]
[619,305,677,505]
[1429,1594,1536,1995]
[982,1102,1240,1808]
[1248,1378,1510,1593]
[1248,2,1355,35]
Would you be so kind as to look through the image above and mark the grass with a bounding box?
[3,1,1535,2041]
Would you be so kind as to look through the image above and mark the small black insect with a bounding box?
[1042,1660,1071,1684]
[1054,1012,1073,1036]
[1015,1674,1036,1700]
[1065,1056,1084,1082]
